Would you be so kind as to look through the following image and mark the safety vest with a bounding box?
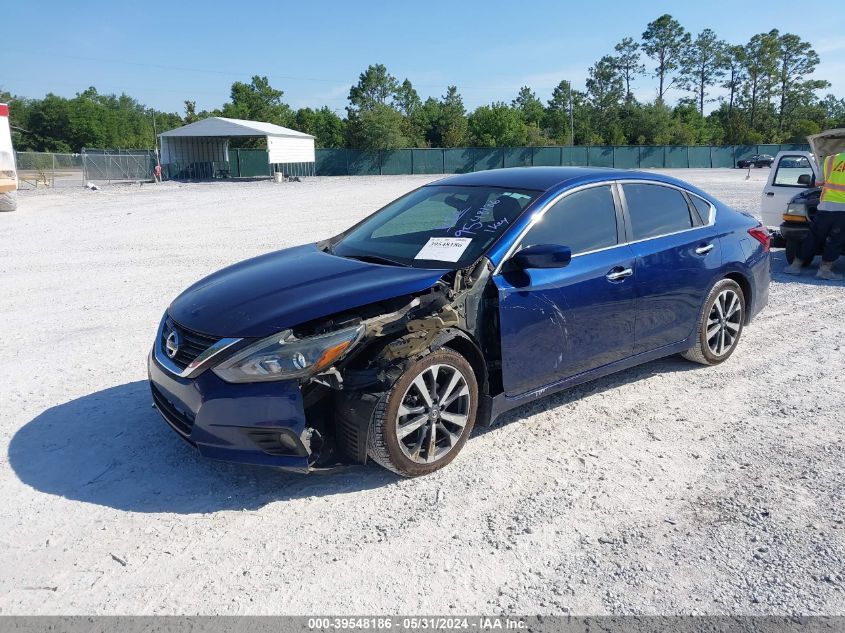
[819,152,845,211]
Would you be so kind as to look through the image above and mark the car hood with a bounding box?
[789,187,821,205]
[807,128,845,166]
[168,244,449,338]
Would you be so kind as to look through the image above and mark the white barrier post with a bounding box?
[0,103,18,212]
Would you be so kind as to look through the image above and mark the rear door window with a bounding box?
[622,184,694,241]
[521,185,618,255]
[689,194,713,225]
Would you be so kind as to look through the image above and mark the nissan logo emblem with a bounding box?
[165,330,182,359]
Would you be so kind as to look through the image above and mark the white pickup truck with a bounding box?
[760,128,845,263]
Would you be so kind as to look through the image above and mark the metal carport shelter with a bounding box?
[158,117,316,179]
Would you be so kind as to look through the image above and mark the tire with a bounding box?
[785,238,812,266]
[681,279,746,366]
[0,191,17,212]
[367,348,478,477]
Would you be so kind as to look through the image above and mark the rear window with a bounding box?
[623,184,693,241]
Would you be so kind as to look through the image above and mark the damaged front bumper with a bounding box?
[148,351,314,472]
[147,259,493,473]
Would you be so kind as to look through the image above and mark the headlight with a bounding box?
[212,325,364,383]
[783,203,809,222]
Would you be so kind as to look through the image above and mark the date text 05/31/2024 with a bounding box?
[307,617,527,630]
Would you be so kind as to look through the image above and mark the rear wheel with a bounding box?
[367,349,478,477]
[682,279,745,366]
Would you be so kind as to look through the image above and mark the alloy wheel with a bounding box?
[706,289,742,356]
[395,363,471,464]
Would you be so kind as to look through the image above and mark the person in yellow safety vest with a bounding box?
[784,151,845,280]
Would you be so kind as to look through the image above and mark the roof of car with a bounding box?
[429,166,666,192]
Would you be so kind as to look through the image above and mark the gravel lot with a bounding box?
[1,169,843,615]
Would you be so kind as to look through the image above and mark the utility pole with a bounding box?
[568,81,575,146]
[150,109,160,166]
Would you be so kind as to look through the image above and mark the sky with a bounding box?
[3,0,844,116]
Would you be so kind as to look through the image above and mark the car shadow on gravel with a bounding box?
[8,352,725,514]
[770,249,845,286]
[8,381,399,514]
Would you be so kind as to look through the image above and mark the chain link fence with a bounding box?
[80,149,157,184]
[15,149,158,188]
[16,152,84,189]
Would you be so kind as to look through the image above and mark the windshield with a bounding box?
[332,185,540,268]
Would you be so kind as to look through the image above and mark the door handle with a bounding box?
[766,192,774,196]
[606,267,633,281]
[695,244,715,255]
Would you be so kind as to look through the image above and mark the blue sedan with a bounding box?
[148,167,770,477]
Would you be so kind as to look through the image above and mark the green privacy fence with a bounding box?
[164,148,272,179]
[316,144,810,176]
[229,148,270,177]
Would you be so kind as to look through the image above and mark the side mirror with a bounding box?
[797,173,814,186]
[509,244,572,270]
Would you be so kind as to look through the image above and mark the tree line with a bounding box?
[5,14,845,154]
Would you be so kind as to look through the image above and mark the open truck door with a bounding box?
[760,150,818,229]
[0,103,17,212]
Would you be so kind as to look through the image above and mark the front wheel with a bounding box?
[784,238,812,266]
[681,279,745,366]
[367,348,478,477]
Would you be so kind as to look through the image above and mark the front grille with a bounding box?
[161,317,221,370]
[151,383,196,440]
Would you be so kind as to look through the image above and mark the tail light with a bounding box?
[748,226,771,252]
